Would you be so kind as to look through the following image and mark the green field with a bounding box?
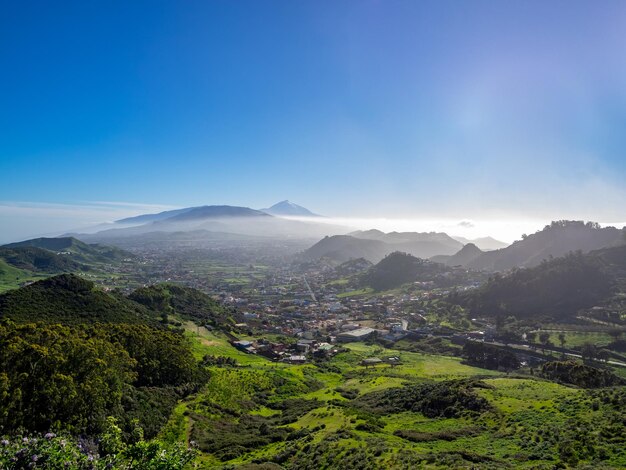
[337,287,374,298]
[534,328,618,348]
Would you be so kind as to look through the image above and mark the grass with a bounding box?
[544,330,614,348]
[340,342,503,380]
[477,377,582,413]
[336,287,374,298]
[168,319,626,469]
[180,320,272,365]
[327,278,350,286]
[0,260,47,293]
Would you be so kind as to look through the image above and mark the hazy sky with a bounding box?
[2,1,626,242]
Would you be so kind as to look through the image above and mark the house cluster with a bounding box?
[360,356,402,367]
[231,338,342,364]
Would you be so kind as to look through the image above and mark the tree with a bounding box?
[558,333,566,349]
[597,349,611,363]
[581,343,598,362]
[539,332,551,354]
[609,329,623,342]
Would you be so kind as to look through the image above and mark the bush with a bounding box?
[352,379,492,418]
[540,361,625,388]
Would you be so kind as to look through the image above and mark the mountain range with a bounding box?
[11,200,624,275]
[450,236,508,251]
[465,221,625,271]
[303,230,468,263]
[303,221,626,271]
[46,201,515,258]
[302,235,388,263]
[74,203,344,243]
[115,201,318,225]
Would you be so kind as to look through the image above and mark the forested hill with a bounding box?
[468,221,625,271]
[0,246,86,273]
[129,283,232,326]
[3,236,134,264]
[594,244,626,279]
[360,252,446,291]
[454,246,626,321]
[303,235,389,263]
[0,273,212,442]
[438,243,484,267]
[0,274,157,324]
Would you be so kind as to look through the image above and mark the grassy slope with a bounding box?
[159,321,626,468]
[0,259,45,294]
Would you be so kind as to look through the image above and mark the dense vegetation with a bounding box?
[3,237,133,264]
[462,341,521,371]
[0,320,206,436]
[351,379,493,418]
[0,420,197,469]
[540,360,625,388]
[0,246,85,273]
[0,274,157,325]
[360,252,446,291]
[129,283,230,325]
[0,259,28,286]
[468,220,626,271]
[0,274,211,449]
[455,251,616,321]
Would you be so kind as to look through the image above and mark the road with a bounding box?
[484,340,626,368]
[302,275,317,302]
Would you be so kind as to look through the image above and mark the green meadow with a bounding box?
[161,324,626,469]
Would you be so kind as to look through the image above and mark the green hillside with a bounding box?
[0,258,35,292]
[0,258,26,281]
[3,236,134,264]
[129,283,231,326]
[455,248,622,321]
[468,221,625,271]
[0,246,86,273]
[2,280,626,468]
[361,251,446,291]
[0,273,157,324]
[149,329,626,469]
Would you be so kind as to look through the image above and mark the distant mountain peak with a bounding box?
[164,205,271,222]
[451,235,509,251]
[261,200,320,217]
[115,205,270,225]
[459,242,482,253]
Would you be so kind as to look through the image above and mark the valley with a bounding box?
[5,4,626,468]
[1,216,626,468]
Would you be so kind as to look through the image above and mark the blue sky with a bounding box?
[1,1,626,241]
